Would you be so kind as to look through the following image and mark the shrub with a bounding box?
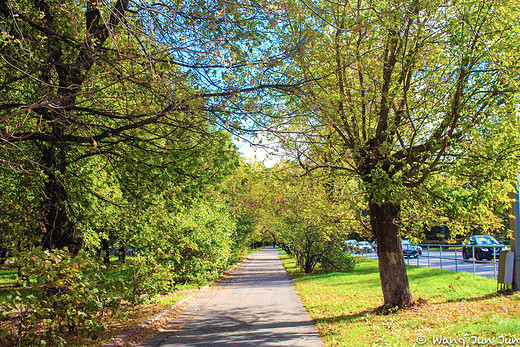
[105,255,173,299]
[1,247,109,345]
[319,241,359,272]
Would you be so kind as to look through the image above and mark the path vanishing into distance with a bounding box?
[138,248,322,346]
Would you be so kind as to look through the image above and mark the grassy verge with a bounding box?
[247,246,266,255]
[281,255,520,346]
[0,267,17,285]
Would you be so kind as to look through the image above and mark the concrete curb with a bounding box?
[102,254,252,346]
[103,296,192,347]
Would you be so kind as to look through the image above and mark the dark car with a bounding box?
[462,235,505,260]
[401,240,419,258]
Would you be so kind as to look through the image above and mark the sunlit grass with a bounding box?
[247,246,266,254]
[281,255,520,346]
[155,293,188,306]
[0,267,17,285]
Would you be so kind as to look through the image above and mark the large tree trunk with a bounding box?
[369,201,414,308]
[41,141,82,255]
[36,0,130,256]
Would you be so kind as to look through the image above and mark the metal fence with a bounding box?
[359,243,509,280]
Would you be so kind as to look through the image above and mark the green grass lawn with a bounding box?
[247,246,266,254]
[0,267,17,285]
[281,255,520,346]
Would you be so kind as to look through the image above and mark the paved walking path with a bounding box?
[138,248,322,346]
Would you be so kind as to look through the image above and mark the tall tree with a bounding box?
[276,0,520,307]
[0,0,290,253]
[233,162,361,272]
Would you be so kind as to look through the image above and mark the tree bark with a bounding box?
[34,0,129,255]
[369,201,414,308]
[119,245,126,263]
[0,248,8,264]
[102,238,110,265]
[41,141,82,255]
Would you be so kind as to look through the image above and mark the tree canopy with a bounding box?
[0,0,295,253]
[267,0,520,307]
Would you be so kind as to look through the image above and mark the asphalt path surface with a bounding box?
[138,248,322,347]
[361,249,500,279]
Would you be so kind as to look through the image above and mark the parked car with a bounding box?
[357,241,372,253]
[401,239,419,258]
[462,235,505,260]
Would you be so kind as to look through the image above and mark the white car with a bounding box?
[357,241,372,253]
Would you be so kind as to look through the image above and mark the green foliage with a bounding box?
[274,0,520,238]
[168,200,237,285]
[0,219,247,344]
[1,247,109,345]
[0,169,45,250]
[101,255,171,300]
[229,211,257,259]
[267,0,520,307]
[222,163,267,249]
[235,163,361,273]
[319,241,358,273]
[1,0,246,255]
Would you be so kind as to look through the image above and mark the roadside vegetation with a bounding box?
[282,255,520,346]
[0,247,253,346]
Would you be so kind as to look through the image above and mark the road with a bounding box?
[360,249,500,279]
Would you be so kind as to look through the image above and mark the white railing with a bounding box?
[359,243,508,279]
